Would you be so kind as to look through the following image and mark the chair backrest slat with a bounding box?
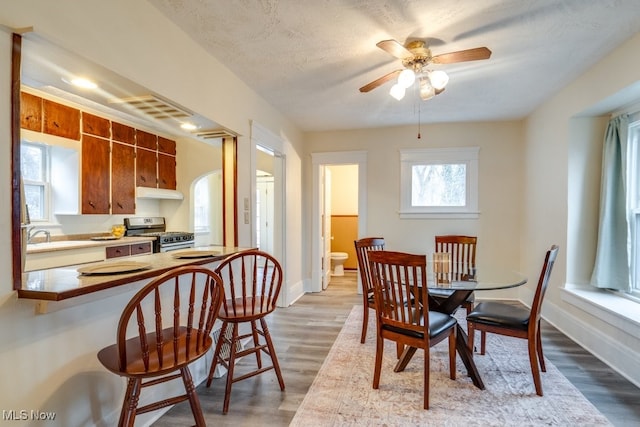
[435,235,477,281]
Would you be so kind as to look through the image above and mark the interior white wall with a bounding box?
[327,165,358,215]
[304,121,525,295]
[524,31,640,386]
[0,1,305,425]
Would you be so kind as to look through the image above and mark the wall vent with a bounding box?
[108,94,192,120]
[195,128,237,139]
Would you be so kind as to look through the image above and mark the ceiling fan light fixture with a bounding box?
[398,69,415,88]
[428,70,449,90]
[419,77,435,101]
[390,83,406,100]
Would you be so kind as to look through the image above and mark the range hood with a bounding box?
[136,186,184,200]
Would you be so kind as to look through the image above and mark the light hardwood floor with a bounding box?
[153,271,640,426]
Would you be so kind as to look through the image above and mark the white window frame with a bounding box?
[21,140,51,222]
[399,147,479,219]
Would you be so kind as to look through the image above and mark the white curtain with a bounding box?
[591,115,630,291]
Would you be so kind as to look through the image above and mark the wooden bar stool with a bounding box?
[97,266,224,427]
[205,250,285,414]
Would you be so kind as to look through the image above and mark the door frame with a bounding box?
[311,151,367,293]
[250,121,286,304]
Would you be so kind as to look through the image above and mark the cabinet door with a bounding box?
[20,92,42,131]
[136,130,157,150]
[112,142,136,214]
[43,99,81,140]
[112,122,136,144]
[158,153,177,189]
[158,136,176,155]
[82,134,110,214]
[82,112,110,138]
[136,148,157,188]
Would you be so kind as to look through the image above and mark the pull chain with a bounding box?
[417,100,421,139]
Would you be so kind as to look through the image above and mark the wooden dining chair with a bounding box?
[97,266,224,427]
[354,237,385,343]
[205,249,285,414]
[467,245,559,396]
[368,250,457,410]
[432,235,477,314]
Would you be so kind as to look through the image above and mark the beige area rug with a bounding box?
[290,306,612,426]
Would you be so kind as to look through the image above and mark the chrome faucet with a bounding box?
[27,227,51,244]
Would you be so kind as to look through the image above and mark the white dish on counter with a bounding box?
[78,261,151,275]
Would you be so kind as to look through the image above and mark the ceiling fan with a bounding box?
[359,39,491,100]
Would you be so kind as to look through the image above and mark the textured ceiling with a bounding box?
[149,0,640,132]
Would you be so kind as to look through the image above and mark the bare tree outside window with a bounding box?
[411,164,466,207]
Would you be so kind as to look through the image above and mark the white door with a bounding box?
[256,175,274,253]
[322,167,332,289]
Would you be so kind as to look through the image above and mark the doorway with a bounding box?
[311,151,368,293]
[251,121,286,304]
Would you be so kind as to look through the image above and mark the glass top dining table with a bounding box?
[395,266,528,390]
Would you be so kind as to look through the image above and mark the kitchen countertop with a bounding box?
[19,246,253,301]
[25,236,155,254]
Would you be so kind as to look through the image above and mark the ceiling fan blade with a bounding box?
[359,69,402,93]
[376,40,413,59]
[431,47,492,64]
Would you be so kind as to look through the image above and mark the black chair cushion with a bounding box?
[382,311,456,339]
[466,301,530,331]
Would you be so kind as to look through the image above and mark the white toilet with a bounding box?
[330,252,349,276]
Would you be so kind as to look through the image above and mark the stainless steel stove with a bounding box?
[124,217,195,253]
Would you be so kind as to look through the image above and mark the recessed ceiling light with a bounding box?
[64,77,98,89]
[180,122,198,131]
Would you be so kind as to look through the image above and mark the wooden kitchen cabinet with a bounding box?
[43,99,81,140]
[157,136,176,155]
[112,122,136,144]
[130,242,152,255]
[106,242,152,259]
[105,244,130,259]
[82,112,110,138]
[20,92,42,131]
[81,134,110,214]
[136,147,157,188]
[136,129,157,150]
[111,142,136,214]
[157,152,177,189]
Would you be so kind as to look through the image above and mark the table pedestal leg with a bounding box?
[393,289,485,389]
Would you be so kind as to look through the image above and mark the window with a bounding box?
[21,141,50,221]
[399,147,479,219]
[193,176,210,233]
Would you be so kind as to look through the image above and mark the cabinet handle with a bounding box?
[89,201,95,208]
[117,202,123,209]
[53,121,60,128]
[140,175,146,182]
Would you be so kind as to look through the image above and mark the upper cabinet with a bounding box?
[43,99,81,140]
[112,122,136,145]
[82,112,110,138]
[111,142,136,214]
[20,92,42,132]
[20,91,178,214]
[81,134,110,214]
